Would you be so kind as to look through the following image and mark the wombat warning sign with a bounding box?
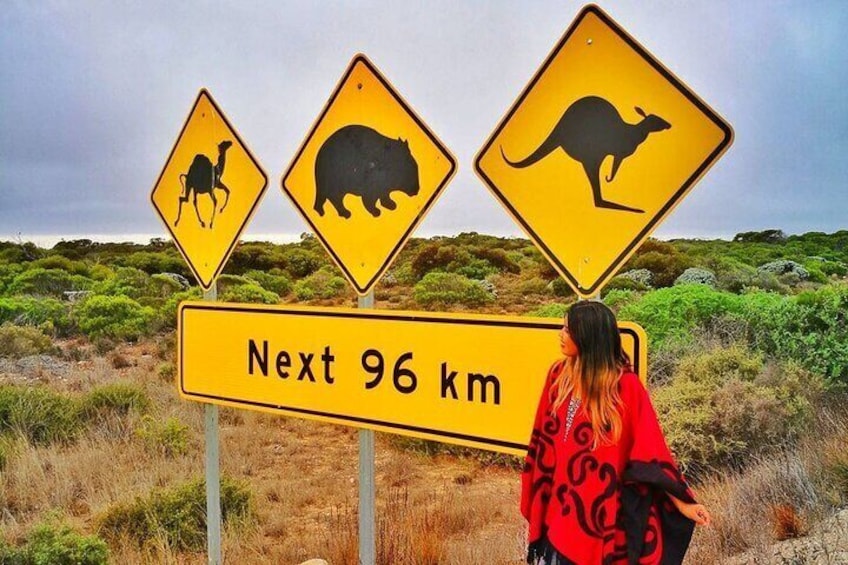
[282,54,456,296]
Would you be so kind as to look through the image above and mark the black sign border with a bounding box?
[474,4,733,296]
[281,54,457,296]
[179,302,642,453]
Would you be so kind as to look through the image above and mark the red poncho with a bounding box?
[521,361,697,564]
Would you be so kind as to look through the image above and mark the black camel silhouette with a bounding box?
[175,140,233,229]
[501,96,671,213]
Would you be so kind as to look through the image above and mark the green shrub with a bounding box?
[618,285,744,350]
[616,268,653,287]
[79,383,150,422]
[158,288,203,330]
[98,476,251,550]
[293,269,348,301]
[601,289,639,312]
[653,347,823,476]
[244,269,292,296]
[758,259,809,280]
[674,267,717,287]
[135,415,190,457]
[526,303,570,318]
[226,241,284,273]
[31,255,89,276]
[93,267,154,299]
[812,259,847,277]
[150,273,189,298]
[0,386,81,445]
[714,259,789,293]
[454,257,497,280]
[0,324,54,358]
[742,284,848,386]
[282,248,324,278]
[410,243,449,279]
[628,244,691,287]
[157,361,175,382]
[604,275,649,292]
[6,268,93,298]
[0,263,24,295]
[0,297,71,335]
[74,295,156,341]
[548,277,573,298]
[221,283,279,304]
[413,272,494,307]
[120,251,188,276]
[0,521,109,565]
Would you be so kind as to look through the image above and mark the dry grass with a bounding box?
[685,397,848,563]
[0,338,524,564]
[1,337,846,564]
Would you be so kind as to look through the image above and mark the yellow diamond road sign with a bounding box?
[282,54,456,295]
[151,89,268,291]
[475,5,733,298]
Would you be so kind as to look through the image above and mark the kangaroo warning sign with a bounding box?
[282,54,456,295]
[475,5,733,297]
[178,301,647,455]
[151,89,268,291]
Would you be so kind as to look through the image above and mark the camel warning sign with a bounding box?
[151,89,268,291]
[475,5,733,297]
[282,54,456,295]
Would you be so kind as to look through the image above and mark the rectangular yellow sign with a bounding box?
[178,302,646,456]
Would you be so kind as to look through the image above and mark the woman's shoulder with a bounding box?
[617,370,646,396]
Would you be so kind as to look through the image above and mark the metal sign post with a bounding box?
[358,291,376,565]
[204,283,222,565]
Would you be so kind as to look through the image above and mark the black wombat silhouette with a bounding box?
[501,96,671,214]
[314,124,420,219]
[175,140,233,229]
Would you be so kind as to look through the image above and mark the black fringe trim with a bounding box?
[526,535,577,565]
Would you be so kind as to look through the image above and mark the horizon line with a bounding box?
[0,228,839,249]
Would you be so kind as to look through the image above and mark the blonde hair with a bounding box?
[550,301,628,449]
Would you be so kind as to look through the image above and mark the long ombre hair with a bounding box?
[550,301,630,449]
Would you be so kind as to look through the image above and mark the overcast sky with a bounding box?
[1,1,846,243]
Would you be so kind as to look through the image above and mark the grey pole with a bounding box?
[358,290,376,565]
[203,283,222,565]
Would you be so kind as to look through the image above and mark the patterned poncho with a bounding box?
[521,361,697,564]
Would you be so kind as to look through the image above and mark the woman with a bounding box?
[521,301,710,564]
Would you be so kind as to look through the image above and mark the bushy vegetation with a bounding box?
[0,230,846,562]
[652,347,823,476]
[74,295,157,341]
[0,386,82,445]
[413,272,495,307]
[0,384,151,446]
[617,285,744,349]
[97,477,251,551]
[134,415,190,457]
[0,324,54,358]
[293,268,348,301]
[0,521,109,565]
[0,297,71,335]
[78,382,151,422]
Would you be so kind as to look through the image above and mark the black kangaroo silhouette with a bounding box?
[501,96,671,213]
[175,140,233,229]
